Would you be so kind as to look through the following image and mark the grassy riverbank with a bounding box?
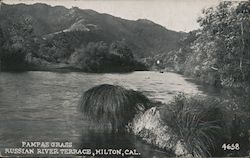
[79,84,250,157]
[161,94,250,157]
[131,94,249,157]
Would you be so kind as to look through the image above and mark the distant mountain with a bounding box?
[0,3,185,58]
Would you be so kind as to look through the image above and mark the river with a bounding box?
[0,71,205,157]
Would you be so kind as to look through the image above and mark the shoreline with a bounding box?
[0,65,148,74]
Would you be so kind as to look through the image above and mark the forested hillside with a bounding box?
[0,3,185,72]
[150,1,250,88]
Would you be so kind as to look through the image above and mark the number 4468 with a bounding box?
[222,143,240,150]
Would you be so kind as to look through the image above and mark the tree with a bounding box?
[0,14,36,70]
[197,1,250,86]
[110,40,134,61]
[69,41,147,72]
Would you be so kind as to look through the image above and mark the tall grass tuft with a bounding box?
[160,94,227,157]
[79,84,151,132]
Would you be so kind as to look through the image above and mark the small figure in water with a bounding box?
[156,60,160,65]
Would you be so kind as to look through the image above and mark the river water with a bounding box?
[0,71,204,157]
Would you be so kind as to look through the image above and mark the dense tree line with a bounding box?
[152,1,250,88]
[0,16,146,72]
[69,40,147,72]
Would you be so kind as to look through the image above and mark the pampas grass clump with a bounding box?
[79,84,151,132]
[160,94,227,157]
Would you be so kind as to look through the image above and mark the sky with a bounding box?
[2,0,227,32]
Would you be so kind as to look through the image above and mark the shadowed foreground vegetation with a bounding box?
[160,94,249,157]
[79,84,250,157]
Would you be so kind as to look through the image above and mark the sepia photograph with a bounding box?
[0,0,249,157]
